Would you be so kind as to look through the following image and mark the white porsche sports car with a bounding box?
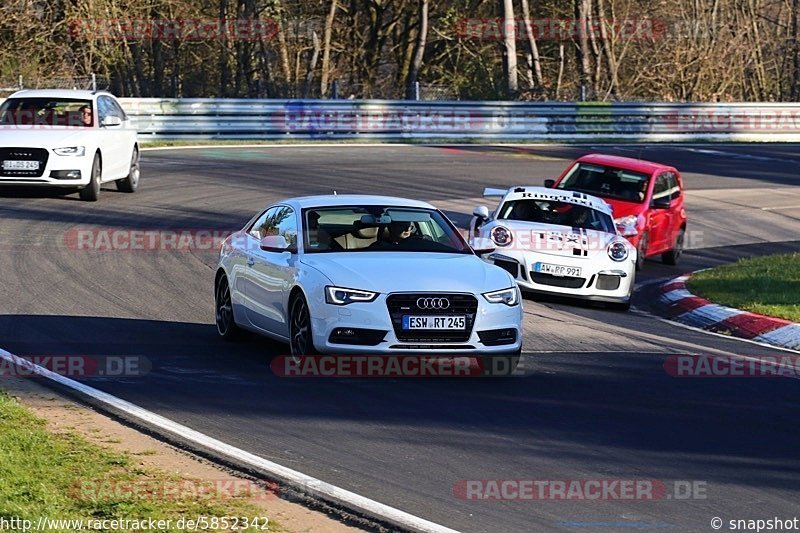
[214,195,523,364]
[470,186,636,310]
[0,89,139,201]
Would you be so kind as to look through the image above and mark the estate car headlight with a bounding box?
[614,215,640,237]
[607,241,629,262]
[325,286,379,305]
[491,226,513,247]
[53,146,86,157]
[482,287,519,306]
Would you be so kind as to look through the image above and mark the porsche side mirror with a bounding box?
[473,205,490,220]
[544,179,555,188]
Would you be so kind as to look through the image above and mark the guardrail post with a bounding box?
[91,73,97,91]
[332,80,339,99]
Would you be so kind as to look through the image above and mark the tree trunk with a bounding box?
[320,0,338,97]
[793,0,800,99]
[574,0,592,100]
[595,0,619,98]
[501,0,518,97]
[303,31,322,98]
[406,0,429,99]
[520,0,543,89]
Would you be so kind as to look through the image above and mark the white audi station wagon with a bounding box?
[0,89,139,201]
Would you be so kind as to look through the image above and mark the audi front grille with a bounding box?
[385,293,478,343]
[0,148,49,178]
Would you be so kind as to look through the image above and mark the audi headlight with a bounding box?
[53,146,86,157]
[614,215,640,237]
[325,286,378,305]
[482,287,519,306]
[607,241,629,262]
[491,226,513,247]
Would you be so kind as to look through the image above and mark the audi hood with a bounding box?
[300,252,515,294]
[0,127,99,149]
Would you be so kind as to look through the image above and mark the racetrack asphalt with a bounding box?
[1,143,799,532]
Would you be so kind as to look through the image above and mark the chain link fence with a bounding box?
[0,75,110,96]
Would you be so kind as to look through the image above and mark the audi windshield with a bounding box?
[303,206,472,254]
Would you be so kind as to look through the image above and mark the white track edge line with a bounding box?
[0,348,459,533]
[140,144,418,151]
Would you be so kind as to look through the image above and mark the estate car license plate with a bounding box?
[534,262,582,277]
[402,315,466,330]
[2,160,39,171]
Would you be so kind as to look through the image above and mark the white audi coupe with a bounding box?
[214,195,523,367]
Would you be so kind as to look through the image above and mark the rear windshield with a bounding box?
[556,163,650,203]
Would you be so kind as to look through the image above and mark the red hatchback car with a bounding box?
[545,154,687,270]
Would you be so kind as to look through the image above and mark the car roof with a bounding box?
[278,195,436,210]
[500,186,613,215]
[6,89,114,100]
[576,153,674,174]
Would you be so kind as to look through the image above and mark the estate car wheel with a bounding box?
[79,153,101,201]
[662,227,685,265]
[289,293,318,356]
[116,147,140,193]
[215,276,242,340]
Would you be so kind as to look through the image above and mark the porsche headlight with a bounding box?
[53,146,86,157]
[491,226,513,247]
[325,286,378,305]
[607,241,629,262]
[614,215,640,237]
[482,287,519,306]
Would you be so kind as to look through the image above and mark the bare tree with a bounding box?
[519,0,543,90]
[320,0,339,97]
[405,0,428,99]
[501,0,518,97]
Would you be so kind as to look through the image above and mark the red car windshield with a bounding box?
[557,163,650,203]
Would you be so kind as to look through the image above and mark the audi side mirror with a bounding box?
[260,234,292,252]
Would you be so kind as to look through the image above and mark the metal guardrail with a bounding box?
[4,96,800,141]
[119,99,800,142]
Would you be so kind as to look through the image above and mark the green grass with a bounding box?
[687,253,800,322]
[0,391,282,532]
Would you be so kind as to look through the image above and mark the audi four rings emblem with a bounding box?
[417,297,450,310]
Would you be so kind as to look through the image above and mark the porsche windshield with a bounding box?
[556,163,650,203]
[303,206,471,253]
[498,199,615,233]
[0,98,92,127]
